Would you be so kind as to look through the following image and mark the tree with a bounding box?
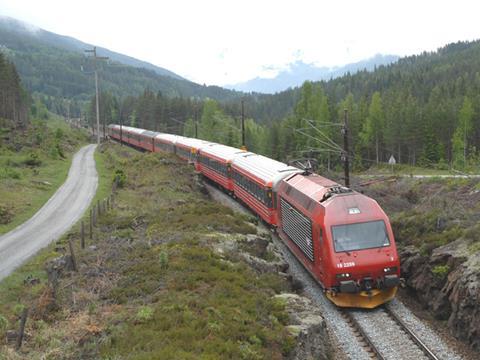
[452,97,474,168]
[361,92,384,164]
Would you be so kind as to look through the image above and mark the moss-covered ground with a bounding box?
[0,117,88,234]
[0,143,293,359]
[361,177,480,256]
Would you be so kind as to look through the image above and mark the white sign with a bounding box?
[388,155,396,165]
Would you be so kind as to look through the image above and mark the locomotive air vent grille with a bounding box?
[280,198,314,261]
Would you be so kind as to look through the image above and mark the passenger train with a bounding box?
[107,124,400,308]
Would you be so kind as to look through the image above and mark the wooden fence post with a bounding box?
[80,221,85,249]
[89,208,93,239]
[15,308,29,350]
[68,239,78,272]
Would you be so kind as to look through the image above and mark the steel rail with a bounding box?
[340,309,386,360]
[383,305,439,360]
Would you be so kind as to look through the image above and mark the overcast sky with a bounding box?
[0,0,479,86]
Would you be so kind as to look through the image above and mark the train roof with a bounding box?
[127,127,146,134]
[198,143,246,161]
[155,133,183,144]
[141,130,160,138]
[175,137,214,150]
[232,153,302,188]
[285,173,344,203]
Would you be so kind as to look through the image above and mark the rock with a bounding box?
[275,293,332,360]
[45,255,75,284]
[400,240,480,351]
[23,275,40,286]
[5,330,17,344]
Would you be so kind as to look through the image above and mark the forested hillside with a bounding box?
[0,17,241,117]
[90,40,480,172]
[224,40,480,170]
[0,52,29,127]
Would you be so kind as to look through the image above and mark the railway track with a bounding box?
[204,182,460,360]
[342,305,440,360]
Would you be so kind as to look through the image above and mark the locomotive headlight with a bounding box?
[383,266,398,274]
[336,273,351,279]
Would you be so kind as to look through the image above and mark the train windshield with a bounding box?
[331,220,390,253]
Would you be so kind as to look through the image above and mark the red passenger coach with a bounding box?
[175,137,213,168]
[197,144,246,191]
[232,153,301,225]
[107,124,120,140]
[138,130,160,152]
[126,127,146,148]
[154,134,181,154]
[276,172,400,308]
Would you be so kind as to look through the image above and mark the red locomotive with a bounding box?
[107,124,400,308]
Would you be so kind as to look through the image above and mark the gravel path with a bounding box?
[0,144,98,281]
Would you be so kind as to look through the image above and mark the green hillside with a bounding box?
[227,40,480,170]
[0,17,241,117]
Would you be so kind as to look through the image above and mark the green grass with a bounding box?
[0,117,89,235]
[357,163,456,176]
[0,143,294,359]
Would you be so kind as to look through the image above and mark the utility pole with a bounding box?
[120,107,123,146]
[241,99,246,150]
[464,114,467,167]
[84,46,108,145]
[342,109,350,188]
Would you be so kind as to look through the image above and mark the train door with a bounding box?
[315,225,326,282]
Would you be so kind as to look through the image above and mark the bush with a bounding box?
[159,251,169,269]
[0,204,13,224]
[0,167,21,180]
[432,264,450,279]
[135,306,154,323]
[113,169,126,188]
[23,151,42,167]
[0,314,8,337]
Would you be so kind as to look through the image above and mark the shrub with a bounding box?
[432,264,450,279]
[135,306,154,323]
[159,251,169,269]
[0,314,8,337]
[0,167,21,179]
[113,169,126,188]
[0,205,14,224]
[23,151,42,167]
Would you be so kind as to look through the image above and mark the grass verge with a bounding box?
[0,143,294,359]
[0,117,89,235]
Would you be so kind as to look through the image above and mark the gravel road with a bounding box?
[0,144,98,281]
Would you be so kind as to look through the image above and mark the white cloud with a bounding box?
[0,0,479,85]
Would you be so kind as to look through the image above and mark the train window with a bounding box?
[265,189,273,208]
[331,220,389,253]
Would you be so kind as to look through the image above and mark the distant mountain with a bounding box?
[0,16,241,111]
[227,54,399,94]
[0,16,184,80]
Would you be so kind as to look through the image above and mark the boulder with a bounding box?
[275,293,332,360]
[400,240,480,351]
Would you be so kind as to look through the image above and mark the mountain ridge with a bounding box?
[0,16,184,80]
[227,54,399,94]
